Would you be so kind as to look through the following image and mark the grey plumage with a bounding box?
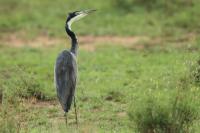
[54,50,77,112]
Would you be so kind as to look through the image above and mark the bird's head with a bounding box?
[67,9,96,29]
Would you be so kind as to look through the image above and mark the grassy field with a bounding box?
[1,0,200,37]
[0,41,200,132]
[0,0,200,133]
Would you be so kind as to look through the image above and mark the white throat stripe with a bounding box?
[67,14,87,30]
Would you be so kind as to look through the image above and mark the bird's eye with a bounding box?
[75,12,79,15]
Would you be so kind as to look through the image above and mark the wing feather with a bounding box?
[54,50,77,112]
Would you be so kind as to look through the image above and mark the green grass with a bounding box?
[0,41,200,132]
[0,0,200,132]
[0,0,200,37]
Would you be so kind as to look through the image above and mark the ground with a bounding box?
[0,32,199,132]
[1,0,200,132]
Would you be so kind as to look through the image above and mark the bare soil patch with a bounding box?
[0,33,148,51]
[0,32,198,51]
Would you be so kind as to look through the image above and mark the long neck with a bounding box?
[65,22,78,56]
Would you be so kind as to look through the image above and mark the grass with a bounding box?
[0,0,200,132]
[0,0,200,37]
[0,40,200,132]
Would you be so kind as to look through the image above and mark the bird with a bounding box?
[54,9,96,125]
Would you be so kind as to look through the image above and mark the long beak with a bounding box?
[83,9,96,15]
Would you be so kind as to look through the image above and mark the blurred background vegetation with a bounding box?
[0,0,199,37]
[0,0,200,132]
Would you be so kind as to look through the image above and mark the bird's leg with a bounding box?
[74,96,78,126]
[64,112,68,126]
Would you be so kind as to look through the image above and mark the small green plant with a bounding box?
[0,89,22,133]
[128,90,199,133]
[0,67,46,102]
[193,60,200,85]
[0,89,2,104]
[105,90,124,103]
[0,106,21,133]
[179,59,200,90]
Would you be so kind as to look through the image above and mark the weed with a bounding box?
[128,89,199,133]
[193,59,200,85]
[105,90,124,103]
